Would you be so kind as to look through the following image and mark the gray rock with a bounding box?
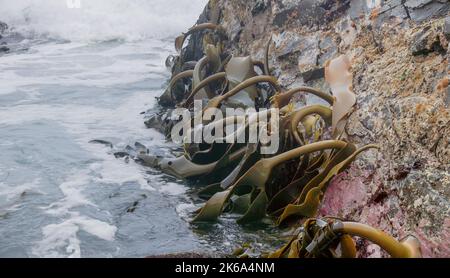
[251,0,270,16]
[274,33,302,58]
[302,67,325,82]
[405,0,450,22]
[348,0,371,19]
[226,17,242,42]
[273,0,351,27]
[275,32,320,73]
[410,26,445,55]
[444,16,450,40]
[377,0,409,21]
[318,35,338,66]
[446,86,450,107]
[404,0,435,9]
[144,110,176,137]
[350,0,408,24]
[297,35,320,72]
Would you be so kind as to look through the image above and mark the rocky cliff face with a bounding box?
[180,0,449,257]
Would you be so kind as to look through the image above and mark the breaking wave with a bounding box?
[0,0,208,42]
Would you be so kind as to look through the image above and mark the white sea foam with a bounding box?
[33,169,115,257]
[18,91,164,256]
[0,41,171,96]
[0,0,208,42]
[33,212,117,258]
[0,49,167,256]
[41,171,94,216]
[158,182,186,196]
[0,178,41,212]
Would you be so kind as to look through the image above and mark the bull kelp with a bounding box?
[146,20,422,258]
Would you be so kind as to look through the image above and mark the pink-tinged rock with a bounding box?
[319,167,369,217]
[412,218,450,258]
[366,244,383,258]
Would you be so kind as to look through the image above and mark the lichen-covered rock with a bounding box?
[410,24,448,55]
[178,0,450,257]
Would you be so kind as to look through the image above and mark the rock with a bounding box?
[444,16,450,40]
[222,15,242,42]
[297,35,320,73]
[274,32,320,73]
[89,139,113,148]
[157,0,450,258]
[335,15,357,49]
[273,0,351,28]
[376,0,409,22]
[318,35,338,66]
[348,0,370,19]
[0,46,9,52]
[144,109,176,137]
[251,0,270,16]
[302,67,325,82]
[404,0,450,22]
[410,25,446,55]
[447,42,450,107]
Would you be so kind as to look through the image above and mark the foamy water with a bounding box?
[0,0,208,41]
[0,0,208,258]
[0,0,280,258]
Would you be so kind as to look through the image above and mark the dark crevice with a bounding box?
[402,0,411,19]
[401,0,411,20]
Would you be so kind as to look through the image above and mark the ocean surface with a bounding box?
[0,0,278,258]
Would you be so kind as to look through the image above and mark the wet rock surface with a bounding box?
[149,0,449,257]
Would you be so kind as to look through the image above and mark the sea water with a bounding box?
[0,0,279,258]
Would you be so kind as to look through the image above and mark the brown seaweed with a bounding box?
[147,22,412,258]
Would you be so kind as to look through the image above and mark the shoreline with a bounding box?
[148,0,450,258]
